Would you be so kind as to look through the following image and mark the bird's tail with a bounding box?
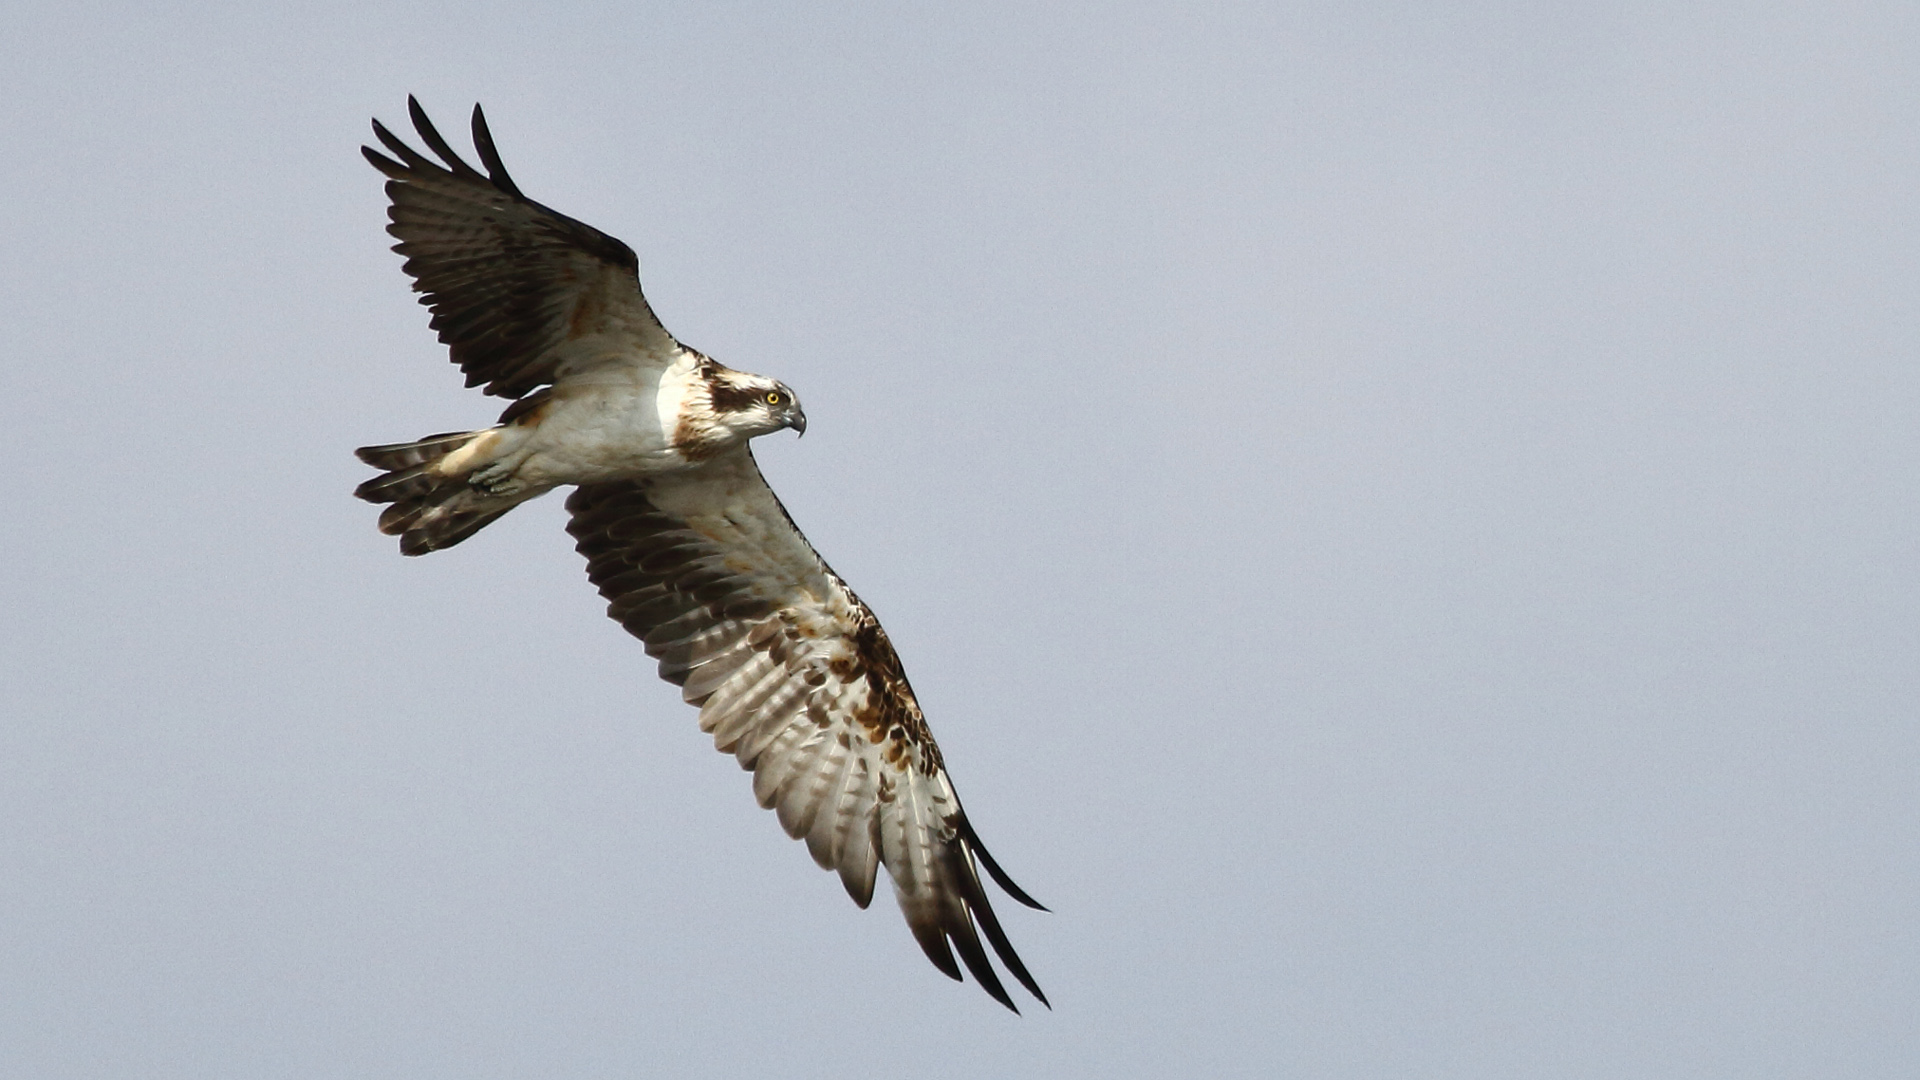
[354,429,524,555]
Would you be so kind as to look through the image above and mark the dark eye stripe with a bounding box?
[709,382,774,413]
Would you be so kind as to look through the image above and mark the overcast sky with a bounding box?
[3,2,1915,1077]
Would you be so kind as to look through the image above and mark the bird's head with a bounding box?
[708,370,807,439]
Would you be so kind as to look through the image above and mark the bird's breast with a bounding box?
[515,380,701,485]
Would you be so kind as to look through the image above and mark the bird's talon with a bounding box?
[468,464,522,497]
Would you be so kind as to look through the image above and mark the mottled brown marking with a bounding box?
[839,608,944,775]
[672,411,730,462]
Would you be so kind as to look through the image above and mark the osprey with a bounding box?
[353,100,1046,1011]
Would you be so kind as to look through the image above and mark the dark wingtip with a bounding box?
[403,97,485,182]
[368,116,442,176]
[965,883,1049,1008]
[406,95,432,139]
[902,831,1048,1014]
[961,818,1049,912]
[910,921,964,983]
[469,103,526,197]
[949,833,1050,1009]
[948,919,1019,1013]
[361,144,406,178]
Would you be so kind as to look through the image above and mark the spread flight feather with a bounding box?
[353,98,1046,1011]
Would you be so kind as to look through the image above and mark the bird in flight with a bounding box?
[353,99,1047,1011]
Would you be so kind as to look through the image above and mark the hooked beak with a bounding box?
[789,405,807,437]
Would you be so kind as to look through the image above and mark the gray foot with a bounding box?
[468,463,525,498]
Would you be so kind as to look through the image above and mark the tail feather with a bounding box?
[355,431,477,471]
[355,461,452,503]
[353,429,525,556]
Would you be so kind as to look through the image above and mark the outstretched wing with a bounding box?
[364,98,679,399]
[565,451,1048,1012]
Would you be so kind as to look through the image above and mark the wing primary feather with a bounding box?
[370,118,442,175]
[899,784,1018,1013]
[942,899,1019,1014]
[361,145,408,179]
[469,104,526,197]
[953,837,1051,1008]
[909,917,964,983]
[969,899,1049,1010]
[959,816,1050,912]
[406,95,486,181]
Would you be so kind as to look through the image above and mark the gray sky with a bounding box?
[4,2,1915,1076]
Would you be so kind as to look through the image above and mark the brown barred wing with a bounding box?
[363,97,680,399]
[564,450,1047,1011]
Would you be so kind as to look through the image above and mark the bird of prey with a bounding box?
[352,99,1047,1011]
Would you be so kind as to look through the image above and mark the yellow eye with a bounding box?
[766,391,782,405]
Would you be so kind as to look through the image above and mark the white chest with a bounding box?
[517,353,709,484]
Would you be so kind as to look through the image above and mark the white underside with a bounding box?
[434,348,732,494]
